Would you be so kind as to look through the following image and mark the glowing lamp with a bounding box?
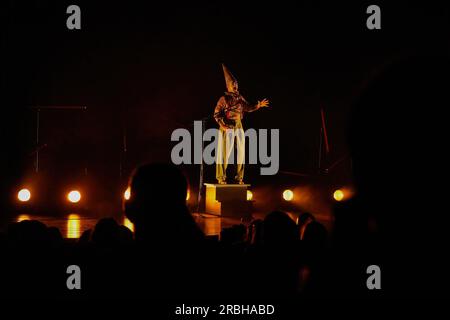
[333,189,345,202]
[283,189,294,201]
[124,187,131,201]
[18,189,31,202]
[67,190,81,203]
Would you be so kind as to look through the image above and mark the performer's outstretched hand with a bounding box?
[258,98,270,108]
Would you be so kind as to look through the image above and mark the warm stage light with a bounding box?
[283,189,294,201]
[186,189,190,201]
[67,190,81,203]
[124,187,131,201]
[247,190,253,201]
[18,189,31,202]
[67,214,80,238]
[123,217,135,233]
[17,214,31,222]
[333,189,345,201]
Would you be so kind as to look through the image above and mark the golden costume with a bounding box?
[214,64,267,184]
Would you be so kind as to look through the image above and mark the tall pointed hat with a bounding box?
[222,63,238,92]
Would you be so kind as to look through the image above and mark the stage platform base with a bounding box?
[203,183,252,220]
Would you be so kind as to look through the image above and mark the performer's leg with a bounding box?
[235,122,245,183]
[224,128,235,175]
[216,128,226,183]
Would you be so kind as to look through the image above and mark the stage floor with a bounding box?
[192,211,268,237]
[192,211,333,238]
[4,211,332,239]
[192,213,242,237]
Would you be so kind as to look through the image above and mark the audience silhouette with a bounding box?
[335,54,450,297]
[1,55,449,299]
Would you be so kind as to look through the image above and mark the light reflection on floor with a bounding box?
[10,212,330,240]
[66,214,81,239]
[12,213,231,240]
[11,214,131,239]
[13,213,214,239]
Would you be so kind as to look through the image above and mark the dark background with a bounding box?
[1,1,449,216]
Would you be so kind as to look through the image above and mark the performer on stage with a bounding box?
[214,64,270,184]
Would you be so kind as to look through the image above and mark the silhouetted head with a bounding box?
[7,220,51,249]
[78,228,92,244]
[263,211,298,246]
[91,218,120,247]
[125,163,188,223]
[298,212,315,226]
[302,221,328,248]
[124,163,202,243]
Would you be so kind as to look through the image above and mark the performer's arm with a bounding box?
[243,97,270,112]
[214,97,230,129]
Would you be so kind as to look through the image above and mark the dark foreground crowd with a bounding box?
[0,163,333,299]
[1,56,450,299]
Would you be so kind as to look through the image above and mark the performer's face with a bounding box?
[228,81,239,93]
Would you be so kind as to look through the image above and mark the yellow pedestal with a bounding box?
[204,183,252,218]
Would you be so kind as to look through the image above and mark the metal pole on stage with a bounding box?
[196,118,206,213]
[30,106,88,174]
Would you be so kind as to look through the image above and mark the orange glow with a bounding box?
[283,189,294,201]
[205,184,221,215]
[18,189,31,202]
[124,187,131,201]
[246,190,253,201]
[67,214,80,238]
[186,189,190,201]
[333,189,345,201]
[123,217,135,233]
[17,214,31,222]
[67,190,81,203]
